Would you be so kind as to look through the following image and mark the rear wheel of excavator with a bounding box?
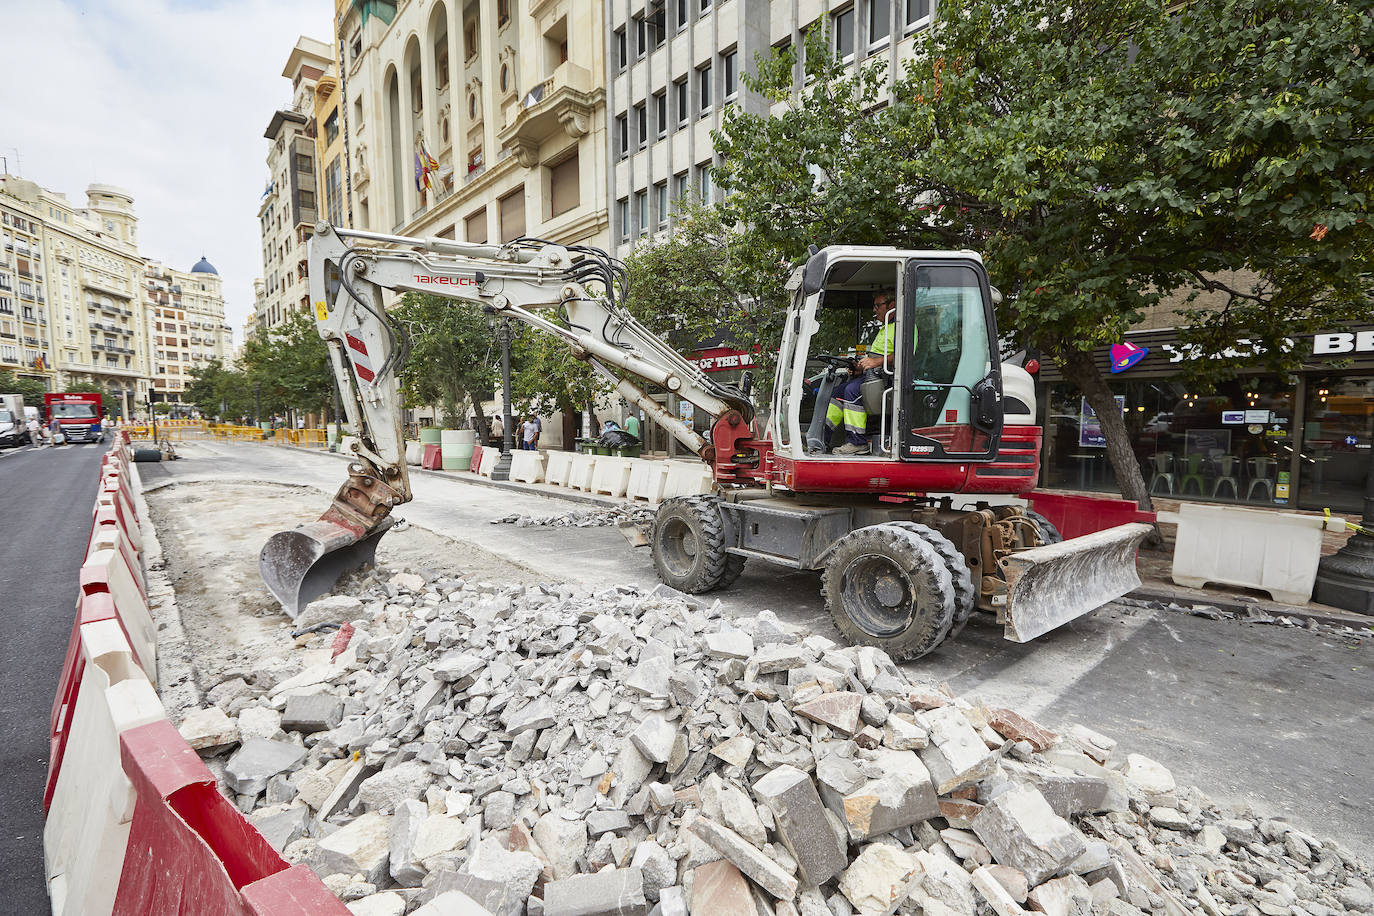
[1023,508,1063,544]
[885,522,976,643]
[821,524,956,661]
[652,496,746,593]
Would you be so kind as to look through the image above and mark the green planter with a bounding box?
[419,427,443,445]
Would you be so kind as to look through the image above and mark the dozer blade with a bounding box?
[260,516,394,621]
[999,522,1154,642]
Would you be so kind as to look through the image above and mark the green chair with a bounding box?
[1148,454,1175,495]
[1178,453,1207,497]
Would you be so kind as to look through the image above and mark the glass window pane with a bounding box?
[833,9,854,59]
[905,0,929,27]
[869,0,889,44]
[1299,376,1374,512]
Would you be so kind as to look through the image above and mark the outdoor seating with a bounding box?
[1178,452,1207,497]
[1148,453,1175,495]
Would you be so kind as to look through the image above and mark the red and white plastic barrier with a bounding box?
[40,437,349,914]
[111,720,350,915]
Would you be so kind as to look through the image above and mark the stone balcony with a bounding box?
[497,62,602,167]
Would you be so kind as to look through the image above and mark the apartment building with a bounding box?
[0,185,52,387]
[0,176,155,415]
[143,258,234,404]
[336,0,609,251]
[314,59,351,231]
[606,0,936,257]
[257,36,333,333]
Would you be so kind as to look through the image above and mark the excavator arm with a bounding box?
[260,223,751,617]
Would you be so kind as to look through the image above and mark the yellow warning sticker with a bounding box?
[314,300,329,321]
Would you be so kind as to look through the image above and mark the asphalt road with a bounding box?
[144,440,1374,862]
[0,440,106,912]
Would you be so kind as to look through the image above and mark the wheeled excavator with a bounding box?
[259,224,1151,660]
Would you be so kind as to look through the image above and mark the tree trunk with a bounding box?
[557,391,577,451]
[472,398,489,441]
[1059,350,1153,511]
[585,400,601,437]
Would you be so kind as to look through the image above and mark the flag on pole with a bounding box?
[414,152,423,192]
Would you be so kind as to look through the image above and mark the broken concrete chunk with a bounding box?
[818,749,939,842]
[704,629,755,660]
[972,865,1028,916]
[710,735,755,769]
[629,714,677,764]
[1122,754,1175,801]
[179,705,240,751]
[358,761,432,812]
[503,697,556,735]
[838,843,919,916]
[986,707,1056,752]
[1025,873,1094,916]
[224,738,306,795]
[753,764,847,886]
[389,799,429,886]
[972,786,1086,886]
[309,811,392,885]
[542,867,648,916]
[250,805,310,852]
[535,810,589,880]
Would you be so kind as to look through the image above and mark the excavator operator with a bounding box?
[824,290,900,455]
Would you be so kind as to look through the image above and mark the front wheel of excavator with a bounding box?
[821,524,956,661]
[651,496,746,593]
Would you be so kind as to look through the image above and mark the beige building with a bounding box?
[143,258,233,405]
[335,0,609,250]
[256,36,333,333]
[0,176,154,416]
[0,184,52,388]
[314,59,351,231]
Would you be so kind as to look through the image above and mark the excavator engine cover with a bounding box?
[260,516,395,621]
[997,522,1153,642]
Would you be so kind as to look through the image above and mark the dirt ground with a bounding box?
[145,479,547,716]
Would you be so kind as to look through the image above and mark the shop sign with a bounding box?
[687,347,757,373]
[1245,409,1272,424]
[1313,331,1374,355]
[1109,341,1148,373]
[1222,410,1245,424]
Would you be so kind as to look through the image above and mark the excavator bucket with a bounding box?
[998,522,1154,642]
[260,516,394,621]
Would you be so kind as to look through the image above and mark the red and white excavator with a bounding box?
[260,224,1150,660]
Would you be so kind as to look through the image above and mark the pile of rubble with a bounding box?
[177,571,1374,916]
[1120,597,1374,643]
[491,506,657,530]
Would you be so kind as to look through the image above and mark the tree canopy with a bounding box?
[687,0,1374,507]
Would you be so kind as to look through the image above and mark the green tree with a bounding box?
[623,201,789,397]
[240,311,335,420]
[0,370,46,402]
[703,0,1372,508]
[392,293,499,430]
[185,359,255,420]
[508,321,608,446]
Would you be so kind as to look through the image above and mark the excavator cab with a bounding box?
[777,247,1003,476]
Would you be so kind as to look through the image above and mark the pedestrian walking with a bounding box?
[48,416,64,446]
[26,416,43,447]
[521,416,539,451]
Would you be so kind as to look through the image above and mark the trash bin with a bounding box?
[614,445,642,458]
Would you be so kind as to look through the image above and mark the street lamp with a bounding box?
[484,310,516,481]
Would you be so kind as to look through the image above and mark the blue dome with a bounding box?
[190,256,218,275]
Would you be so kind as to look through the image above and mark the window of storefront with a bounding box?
[1043,376,1297,506]
[1298,376,1374,512]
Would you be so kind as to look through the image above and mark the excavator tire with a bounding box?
[652,496,746,594]
[885,522,976,642]
[1023,508,1064,545]
[821,524,956,661]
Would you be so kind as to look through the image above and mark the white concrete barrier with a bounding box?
[478,446,500,478]
[1171,502,1340,604]
[627,460,668,504]
[591,457,634,498]
[81,548,158,686]
[568,453,597,491]
[45,619,166,916]
[510,451,547,484]
[405,441,424,466]
[662,461,715,499]
[545,451,573,487]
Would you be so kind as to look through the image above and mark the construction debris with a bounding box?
[491,507,656,530]
[178,569,1372,915]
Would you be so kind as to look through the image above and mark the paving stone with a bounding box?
[504,697,557,735]
[690,860,758,916]
[225,738,306,795]
[753,764,847,886]
[346,891,408,916]
[463,837,544,903]
[296,595,364,630]
[918,706,999,793]
[710,735,755,769]
[972,865,1028,916]
[543,867,648,916]
[985,707,1056,752]
[410,890,496,915]
[793,692,863,736]
[282,692,345,733]
[973,786,1086,886]
[688,816,799,900]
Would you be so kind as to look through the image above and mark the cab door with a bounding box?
[900,260,1002,460]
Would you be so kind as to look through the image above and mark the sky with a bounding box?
[1,0,332,345]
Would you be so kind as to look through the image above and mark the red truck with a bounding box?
[45,392,105,444]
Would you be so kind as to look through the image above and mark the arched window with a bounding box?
[500,64,509,93]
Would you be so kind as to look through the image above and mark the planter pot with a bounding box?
[441,428,476,471]
[419,427,444,445]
